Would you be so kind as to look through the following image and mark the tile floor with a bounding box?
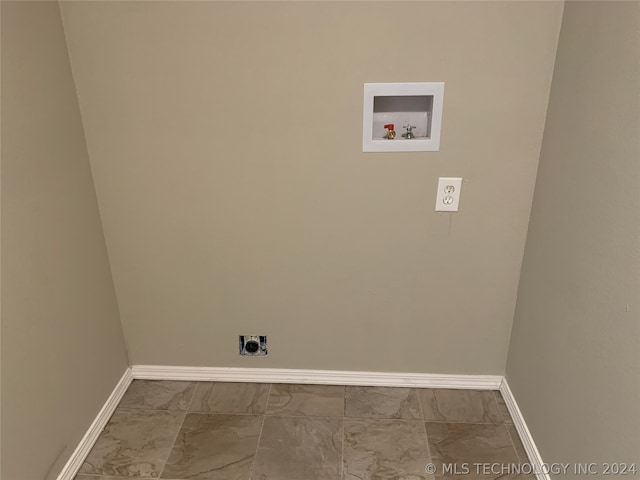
[74,380,531,480]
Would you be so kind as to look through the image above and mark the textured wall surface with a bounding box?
[506,1,640,471]
[59,1,562,372]
[1,3,129,479]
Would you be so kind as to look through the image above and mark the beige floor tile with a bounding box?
[79,409,185,477]
[266,384,344,417]
[189,382,270,414]
[252,416,342,480]
[161,413,262,480]
[426,422,522,480]
[345,386,422,419]
[420,389,503,424]
[119,380,197,411]
[344,418,433,479]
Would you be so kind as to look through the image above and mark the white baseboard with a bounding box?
[500,378,549,480]
[131,365,503,389]
[56,368,133,480]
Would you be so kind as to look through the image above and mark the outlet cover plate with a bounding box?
[435,177,463,212]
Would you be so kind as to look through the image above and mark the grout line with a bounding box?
[341,384,346,480]
[501,423,525,464]
[116,408,508,424]
[505,424,528,464]
[74,475,141,478]
[260,381,271,415]
[417,387,434,465]
[75,476,156,480]
[422,419,508,425]
[493,390,525,463]
[491,390,508,423]
[187,379,215,413]
[173,410,263,417]
[423,420,518,427]
[208,381,218,412]
[343,384,348,417]
[180,410,345,419]
[112,406,192,413]
[250,383,271,478]
[263,412,344,418]
[156,382,198,478]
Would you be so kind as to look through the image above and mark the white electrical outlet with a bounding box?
[435,177,463,212]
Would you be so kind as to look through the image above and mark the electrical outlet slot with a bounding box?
[239,335,268,356]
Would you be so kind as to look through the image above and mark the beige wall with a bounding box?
[506,0,640,470]
[59,1,563,373]
[1,3,129,479]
